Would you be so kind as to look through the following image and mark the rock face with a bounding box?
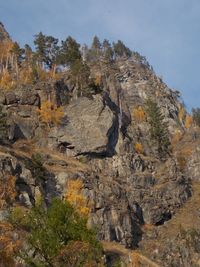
[187,146,200,181]
[48,95,118,156]
[0,49,199,265]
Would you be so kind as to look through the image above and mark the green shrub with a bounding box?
[10,198,103,267]
[145,98,170,159]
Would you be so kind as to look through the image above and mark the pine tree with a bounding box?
[34,32,47,67]
[10,42,24,66]
[102,39,113,61]
[87,36,102,62]
[45,35,59,68]
[113,40,132,58]
[24,44,33,67]
[145,98,170,158]
[91,36,101,50]
[57,36,81,66]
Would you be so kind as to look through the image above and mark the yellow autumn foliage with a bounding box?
[0,175,16,209]
[132,106,146,122]
[134,142,144,154]
[171,130,183,147]
[65,179,90,217]
[185,114,193,129]
[0,40,14,64]
[0,71,16,90]
[95,74,101,86]
[0,221,23,267]
[178,106,185,123]
[35,66,62,82]
[38,101,64,126]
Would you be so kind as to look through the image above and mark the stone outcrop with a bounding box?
[48,95,118,156]
[0,44,199,265]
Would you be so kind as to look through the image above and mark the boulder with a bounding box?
[48,95,118,156]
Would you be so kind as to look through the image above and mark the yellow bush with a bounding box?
[132,106,146,122]
[171,130,183,147]
[0,71,16,90]
[38,101,64,127]
[185,114,193,129]
[65,179,90,217]
[134,142,144,154]
[95,74,101,86]
[178,106,185,123]
[0,175,16,208]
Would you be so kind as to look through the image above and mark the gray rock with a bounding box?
[48,95,118,155]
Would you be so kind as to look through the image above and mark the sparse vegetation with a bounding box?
[132,106,146,123]
[134,142,144,154]
[178,105,185,124]
[0,175,16,209]
[65,179,91,217]
[38,101,64,127]
[185,114,193,129]
[29,153,47,183]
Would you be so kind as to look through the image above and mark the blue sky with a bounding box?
[0,0,199,110]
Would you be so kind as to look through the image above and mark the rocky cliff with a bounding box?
[0,25,200,267]
[0,22,10,41]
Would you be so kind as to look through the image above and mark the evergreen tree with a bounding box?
[10,42,24,66]
[57,36,81,66]
[24,44,33,66]
[34,32,58,69]
[11,198,102,267]
[91,36,101,50]
[102,39,113,61]
[145,98,170,158]
[87,36,102,62]
[45,35,59,68]
[34,32,47,67]
[113,40,132,58]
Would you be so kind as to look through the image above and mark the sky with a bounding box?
[0,0,200,110]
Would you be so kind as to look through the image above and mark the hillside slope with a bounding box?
[0,24,200,266]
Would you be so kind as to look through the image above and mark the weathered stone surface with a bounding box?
[0,53,197,264]
[187,147,200,181]
[48,95,118,155]
[9,115,38,140]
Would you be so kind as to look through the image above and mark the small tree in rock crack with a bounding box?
[145,98,170,159]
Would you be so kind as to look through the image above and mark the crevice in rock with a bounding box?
[155,212,172,226]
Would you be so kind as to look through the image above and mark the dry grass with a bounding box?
[141,223,155,231]
[102,241,160,267]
